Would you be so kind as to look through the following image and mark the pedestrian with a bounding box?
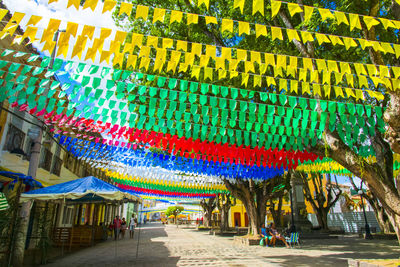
[120,217,127,239]
[113,215,122,240]
[129,214,137,239]
[143,216,147,224]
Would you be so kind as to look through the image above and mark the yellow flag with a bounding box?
[334,11,349,25]
[83,0,97,11]
[286,29,300,42]
[251,51,261,63]
[238,21,250,36]
[327,60,338,73]
[187,13,198,25]
[276,55,287,71]
[146,36,158,47]
[215,57,225,69]
[81,25,95,39]
[301,31,314,43]
[245,61,255,73]
[0,9,7,22]
[312,84,322,97]
[205,45,216,58]
[353,63,367,76]
[203,16,217,27]
[287,3,302,17]
[329,35,344,46]
[354,90,364,101]
[176,40,187,51]
[323,84,331,98]
[139,46,150,58]
[131,33,144,48]
[393,44,400,59]
[342,37,357,50]
[103,0,116,13]
[153,8,165,23]
[234,0,245,13]
[310,70,319,83]
[266,77,276,86]
[265,53,275,67]
[204,67,213,81]
[255,24,267,38]
[253,0,264,15]
[290,80,298,93]
[27,15,42,26]
[334,72,344,85]
[113,52,124,67]
[349,13,361,31]
[345,74,354,87]
[199,55,209,67]
[221,47,231,60]
[253,75,262,87]
[237,49,247,61]
[167,59,178,73]
[363,16,379,30]
[379,18,395,29]
[139,57,150,70]
[316,59,327,71]
[334,86,344,98]
[218,69,227,79]
[115,30,127,43]
[191,66,201,79]
[381,43,395,55]
[304,6,314,22]
[198,0,210,9]
[302,82,311,95]
[241,73,249,86]
[21,26,38,43]
[315,33,330,45]
[358,76,368,88]
[162,38,173,48]
[221,19,233,33]
[230,71,239,78]
[170,10,183,24]
[271,0,281,18]
[67,0,80,9]
[345,88,356,98]
[318,8,334,21]
[1,12,25,38]
[127,55,138,69]
[136,5,149,20]
[392,66,400,79]
[71,36,87,59]
[271,27,283,41]
[119,2,133,16]
[191,43,202,56]
[42,40,56,54]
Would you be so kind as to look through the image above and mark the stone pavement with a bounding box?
[44,222,400,267]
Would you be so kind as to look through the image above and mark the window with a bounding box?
[5,124,25,153]
[60,205,74,227]
[51,156,62,176]
[40,147,52,171]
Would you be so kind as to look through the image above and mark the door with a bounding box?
[234,212,241,227]
[244,212,249,227]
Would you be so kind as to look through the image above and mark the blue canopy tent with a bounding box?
[20,176,141,203]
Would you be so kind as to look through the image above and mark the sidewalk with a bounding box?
[43,222,400,267]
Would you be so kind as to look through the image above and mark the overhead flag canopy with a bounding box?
[0,0,399,199]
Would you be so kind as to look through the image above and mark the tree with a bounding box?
[216,193,235,232]
[199,197,216,227]
[292,171,342,230]
[268,195,284,228]
[348,177,393,234]
[224,175,289,236]
[112,0,400,242]
[165,206,184,224]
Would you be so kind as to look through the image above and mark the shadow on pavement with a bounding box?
[43,222,180,267]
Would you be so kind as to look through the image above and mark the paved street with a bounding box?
[44,222,400,267]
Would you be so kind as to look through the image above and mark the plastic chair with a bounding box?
[285,232,300,248]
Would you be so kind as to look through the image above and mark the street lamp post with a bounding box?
[358,189,373,240]
[289,188,296,233]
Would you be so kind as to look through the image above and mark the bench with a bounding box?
[360,226,377,233]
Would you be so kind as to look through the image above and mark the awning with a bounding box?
[21,176,142,203]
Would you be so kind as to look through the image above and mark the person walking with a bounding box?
[113,215,122,240]
[120,217,127,239]
[129,214,137,239]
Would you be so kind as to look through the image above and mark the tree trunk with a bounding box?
[386,210,400,245]
[315,207,329,230]
[269,197,283,227]
[200,197,216,228]
[242,200,260,236]
[217,194,232,232]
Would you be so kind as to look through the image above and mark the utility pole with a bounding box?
[12,30,64,267]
